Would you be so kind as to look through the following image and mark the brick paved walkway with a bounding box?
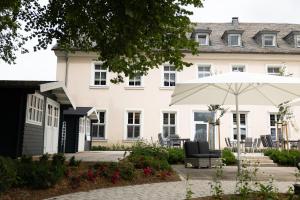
[48,180,294,200]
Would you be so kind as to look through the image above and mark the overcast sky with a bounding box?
[1,0,300,81]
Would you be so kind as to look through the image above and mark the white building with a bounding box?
[54,18,300,150]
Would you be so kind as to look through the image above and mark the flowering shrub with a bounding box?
[87,169,96,182]
[143,167,152,176]
[111,170,120,184]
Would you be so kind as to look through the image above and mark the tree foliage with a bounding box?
[1,0,203,82]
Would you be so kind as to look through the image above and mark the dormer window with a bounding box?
[296,35,300,47]
[196,33,209,46]
[263,34,276,47]
[228,34,241,46]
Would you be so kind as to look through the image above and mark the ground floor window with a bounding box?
[26,93,44,125]
[92,111,106,139]
[162,112,176,138]
[233,113,247,140]
[127,111,141,139]
[269,113,282,141]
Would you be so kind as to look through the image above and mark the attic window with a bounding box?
[228,34,241,46]
[196,33,209,46]
[296,35,300,47]
[263,34,276,47]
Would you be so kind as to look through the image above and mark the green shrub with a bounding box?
[129,155,171,171]
[222,148,237,165]
[129,142,169,161]
[68,156,81,167]
[119,161,135,180]
[91,144,131,151]
[0,157,17,193]
[167,148,184,164]
[39,154,50,163]
[52,153,66,166]
[264,149,300,166]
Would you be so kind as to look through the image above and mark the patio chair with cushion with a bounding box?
[260,135,268,148]
[184,141,221,168]
[158,133,169,147]
[169,134,181,148]
[266,135,276,148]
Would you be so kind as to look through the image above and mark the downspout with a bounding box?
[64,52,69,87]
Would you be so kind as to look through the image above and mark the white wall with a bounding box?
[55,52,300,148]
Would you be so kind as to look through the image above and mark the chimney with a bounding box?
[232,17,239,26]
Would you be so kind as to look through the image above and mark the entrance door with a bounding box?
[44,98,60,154]
[192,112,211,142]
[78,117,86,152]
[194,122,209,142]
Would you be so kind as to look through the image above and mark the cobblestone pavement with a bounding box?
[48,180,294,200]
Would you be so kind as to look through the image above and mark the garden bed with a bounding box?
[0,142,181,200]
[0,163,179,200]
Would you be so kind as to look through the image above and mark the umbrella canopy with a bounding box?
[171,72,300,106]
[170,72,300,172]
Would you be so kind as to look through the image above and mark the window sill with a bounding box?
[92,138,108,142]
[159,86,175,90]
[89,85,110,89]
[124,86,144,90]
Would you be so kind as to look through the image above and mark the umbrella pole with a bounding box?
[235,94,241,173]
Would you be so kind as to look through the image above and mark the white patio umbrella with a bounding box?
[170,72,300,172]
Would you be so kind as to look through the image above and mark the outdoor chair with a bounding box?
[158,133,169,147]
[227,137,237,151]
[169,134,181,148]
[245,137,253,152]
[184,141,221,168]
[266,135,276,148]
[260,135,268,148]
[252,138,257,152]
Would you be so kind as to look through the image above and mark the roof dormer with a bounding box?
[190,29,212,46]
[283,31,300,48]
[253,30,279,47]
[221,30,244,47]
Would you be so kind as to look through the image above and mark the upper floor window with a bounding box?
[232,64,245,72]
[26,93,44,125]
[126,111,141,139]
[92,111,106,139]
[296,35,300,48]
[267,65,281,76]
[196,33,209,46]
[129,75,142,86]
[228,34,241,46]
[163,65,176,87]
[93,63,107,86]
[198,65,211,78]
[263,34,276,47]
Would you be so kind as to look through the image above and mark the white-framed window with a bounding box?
[92,63,108,86]
[163,65,176,87]
[195,33,209,46]
[126,111,141,139]
[92,111,106,139]
[26,93,44,125]
[198,64,211,78]
[269,113,281,141]
[232,64,245,72]
[53,107,59,127]
[233,113,247,140]
[129,75,142,86]
[162,112,177,138]
[47,104,53,126]
[296,35,300,47]
[228,34,241,46]
[267,65,281,75]
[263,34,276,47]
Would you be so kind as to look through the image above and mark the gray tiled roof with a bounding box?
[192,22,300,54]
